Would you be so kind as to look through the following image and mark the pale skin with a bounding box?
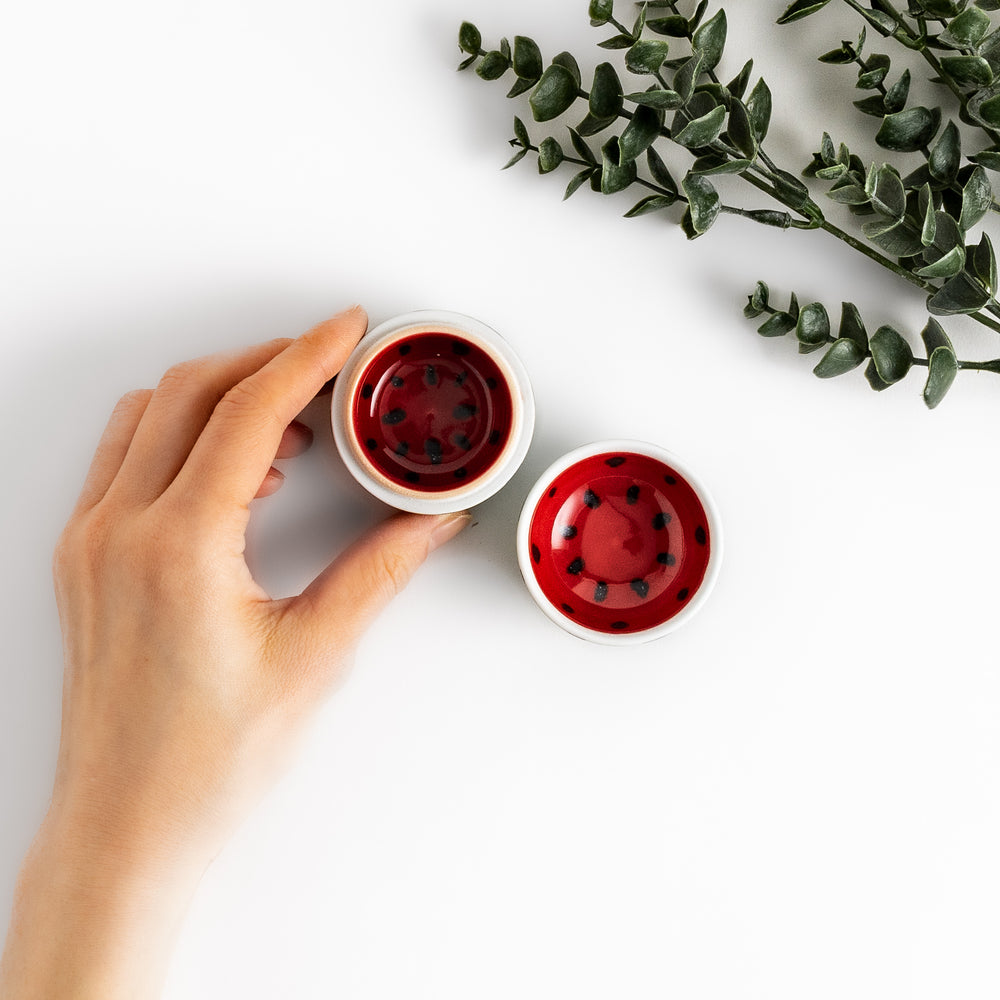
[0,306,471,998]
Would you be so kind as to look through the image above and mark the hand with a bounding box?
[0,306,470,998]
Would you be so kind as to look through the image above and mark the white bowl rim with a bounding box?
[332,310,535,514]
[516,439,723,646]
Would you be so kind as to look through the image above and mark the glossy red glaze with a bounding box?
[526,451,712,635]
[351,332,514,492]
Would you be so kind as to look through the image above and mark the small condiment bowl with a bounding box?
[517,440,722,644]
[332,310,534,514]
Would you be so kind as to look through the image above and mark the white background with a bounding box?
[3,1,999,997]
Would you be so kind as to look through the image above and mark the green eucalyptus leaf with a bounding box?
[600,137,638,193]
[869,325,913,383]
[569,128,597,164]
[692,157,754,176]
[727,98,757,158]
[458,54,477,71]
[927,270,992,313]
[619,104,664,164]
[827,182,871,205]
[968,86,1000,127]
[589,0,614,25]
[626,39,672,75]
[576,112,618,137]
[921,318,958,409]
[681,172,721,235]
[839,301,869,349]
[647,15,691,36]
[974,232,998,292]
[854,95,888,118]
[624,194,676,216]
[939,6,991,47]
[819,43,856,65]
[971,149,1000,170]
[530,64,579,122]
[506,77,536,98]
[459,22,482,55]
[862,217,925,256]
[932,210,963,253]
[876,107,942,152]
[674,104,726,147]
[598,34,635,51]
[777,0,834,23]
[728,59,754,99]
[866,163,906,219]
[883,69,911,114]
[514,116,531,148]
[647,146,678,194]
[814,338,867,377]
[632,4,649,41]
[914,244,966,277]
[626,89,685,109]
[942,55,994,87]
[590,62,624,119]
[692,9,727,71]
[552,52,582,87]
[538,136,564,173]
[928,120,961,184]
[476,50,510,81]
[513,36,543,82]
[673,54,704,103]
[796,302,832,352]
[864,359,893,391]
[689,0,710,30]
[746,78,773,143]
[745,281,770,317]
[960,165,993,230]
[564,168,594,200]
[857,54,890,90]
[922,193,938,245]
[773,168,811,209]
[816,163,848,181]
[499,37,511,61]
[502,147,528,170]
[757,311,797,336]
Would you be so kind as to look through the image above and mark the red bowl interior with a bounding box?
[526,450,712,635]
[351,331,514,493]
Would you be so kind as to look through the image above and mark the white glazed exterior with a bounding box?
[332,310,535,514]
[516,439,723,646]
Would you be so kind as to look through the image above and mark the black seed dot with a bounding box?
[424,438,443,464]
[453,403,477,419]
[547,486,557,498]
[453,433,472,450]
[561,525,577,539]
[405,472,420,483]
[677,588,690,601]
[531,544,541,564]
[561,603,575,615]
[398,343,411,356]
[452,341,470,356]
[425,365,438,386]
[626,485,640,505]
[365,438,377,451]
[657,552,676,566]
[361,383,374,399]
[455,370,468,386]
[664,474,677,485]
[383,408,407,425]
[653,511,672,530]
[605,456,626,467]
[695,526,707,545]
[395,441,410,457]
[454,467,468,479]
[567,557,585,575]
[390,375,404,388]
[631,579,650,599]
[594,582,608,603]
[583,489,601,509]
[611,621,628,630]
[489,430,502,446]
[486,376,498,390]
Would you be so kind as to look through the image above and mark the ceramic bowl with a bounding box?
[517,440,722,644]
[332,311,535,514]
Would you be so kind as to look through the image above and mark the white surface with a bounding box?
[2,2,999,998]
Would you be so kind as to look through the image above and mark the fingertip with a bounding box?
[428,511,473,553]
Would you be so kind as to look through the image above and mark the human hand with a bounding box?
[0,306,470,998]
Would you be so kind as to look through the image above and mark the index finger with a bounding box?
[166,306,368,515]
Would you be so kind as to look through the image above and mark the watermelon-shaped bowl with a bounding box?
[517,440,722,644]
[332,311,534,514]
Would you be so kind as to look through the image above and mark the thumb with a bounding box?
[278,509,471,661]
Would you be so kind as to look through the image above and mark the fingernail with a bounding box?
[429,511,472,552]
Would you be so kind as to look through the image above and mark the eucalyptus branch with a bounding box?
[457,0,1000,408]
